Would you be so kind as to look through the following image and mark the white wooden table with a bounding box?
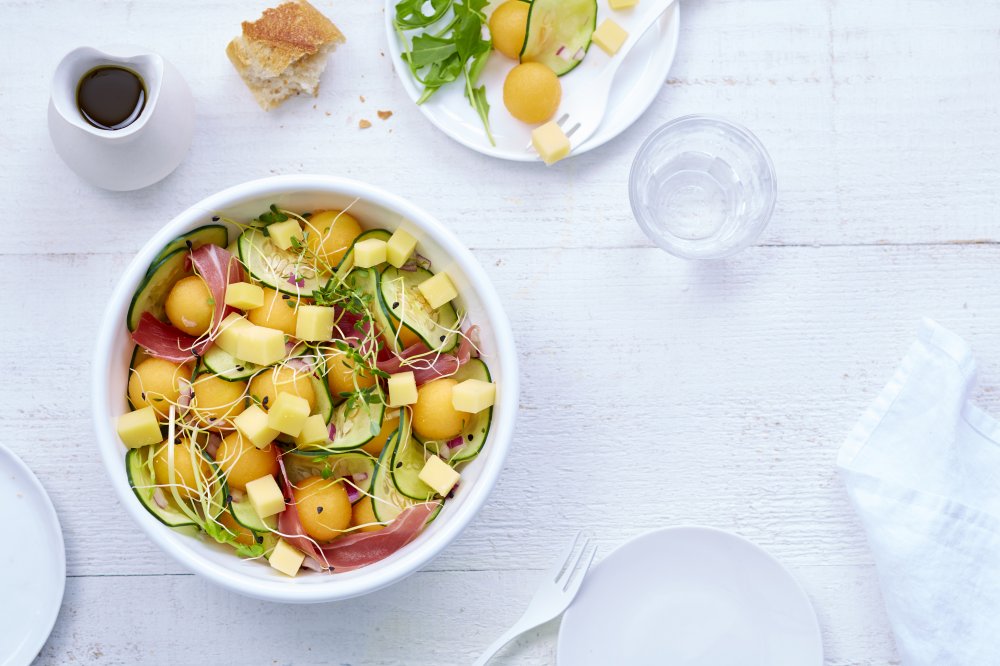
[5,0,999,663]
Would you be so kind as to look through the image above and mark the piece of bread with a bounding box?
[227,0,346,111]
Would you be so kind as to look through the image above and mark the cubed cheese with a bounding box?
[246,474,285,518]
[235,325,286,366]
[267,218,304,251]
[353,238,388,268]
[225,282,265,310]
[233,404,279,449]
[593,19,628,55]
[268,538,305,577]
[609,0,638,8]
[295,305,334,342]
[417,272,458,310]
[386,228,418,268]
[215,313,252,356]
[267,392,311,437]
[451,379,496,414]
[295,413,330,448]
[531,122,572,166]
[116,406,163,448]
[418,455,461,496]
[387,371,418,407]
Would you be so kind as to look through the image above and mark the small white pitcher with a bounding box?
[48,46,195,191]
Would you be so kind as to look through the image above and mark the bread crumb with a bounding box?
[325,111,331,116]
[359,95,366,103]
[377,110,393,120]
[359,119,372,129]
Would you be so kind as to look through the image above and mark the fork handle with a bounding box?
[471,621,535,666]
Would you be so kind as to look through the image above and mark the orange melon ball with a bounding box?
[128,358,192,418]
[214,432,280,491]
[351,499,383,533]
[165,275,215,336]
[153,440,212,500]
[247,287,299,336]
[191,374,247,426]
[503,62,562,124]
[293,476,353,543]
[304,210,362,269]
[249,365,316,412]
[490,1,529,60]
[412,378,470,441]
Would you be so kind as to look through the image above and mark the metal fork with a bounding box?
[527,0,678,156]
[472,532,597,666]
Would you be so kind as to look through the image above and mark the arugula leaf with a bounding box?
[395,0,453,30]
[407,33,459,69]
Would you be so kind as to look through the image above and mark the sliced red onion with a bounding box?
[352,472,368,484]
[328,423,337,440]
[285,357,312,373]
[205,432,222,458]
[153,488,168,509]
[345,484,361,503]
[286,274,306,288]
[438,443,451,460]
[301,556,328,573]
[230,488,245,503]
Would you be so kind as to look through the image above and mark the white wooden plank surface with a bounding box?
[4,0,1000,663]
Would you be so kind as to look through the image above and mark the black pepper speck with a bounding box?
[316,506,324,514]
[392,302,399,309]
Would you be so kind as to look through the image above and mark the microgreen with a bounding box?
[257,204,289,225]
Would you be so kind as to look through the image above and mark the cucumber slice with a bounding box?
[126,247,190,331]
[520,0,598,76]
[148,224,228,272]
[201,345,261,381]
[229,496,277,534]
[311,372,334,424]
[126,447,197,529]
[333,229,393,281]
[237,226,325,297]
[419,359,494,464]
[371,412,444,523]
[391,417,437,501]
[127,346,151,409]
[347,268,403,352]
[295,389,385,453]
[378,266,460,353]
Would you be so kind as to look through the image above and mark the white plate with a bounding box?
[0,445,65,666]
[384,1,680,161]
[557,526,823,666]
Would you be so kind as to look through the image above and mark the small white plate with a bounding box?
[0,445,65,666]
[384,1,680,161]
[557,526,823,666]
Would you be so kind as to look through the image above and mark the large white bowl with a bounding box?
[92,175,518,603]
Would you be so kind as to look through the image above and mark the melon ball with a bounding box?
[293,476,352,542]
[361,409,400,457]
[128,358,192,418]
[218,509,258,548]
[304,210,362,269]
[165,275,215,336]
[326,347,377,397]
[490,1,529,60]
[351,498,383,533]
[214,432,279,491]
[412,378,470,441]
[154,440,212,500]
[191,374,247,426]
[247,287,298,336]
[249,365,316,412]
[503,62,562,124]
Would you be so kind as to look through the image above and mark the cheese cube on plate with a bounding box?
[418,272,458,309]
[235,325,286,366]
[269,539,305,577]
[452,379,496,414]
[593,19,629,55]
[610,0,639,9]
[388,371,418,407]
[418,455,460,496]
[246,474,285,518]
[233,404,279,449]
[295,305,334,342]
[353,238,388,268]
[225,282,265,310]
[215,313,252,356]
[386,228,418,268]
[116,406,163,448]
[267,392,310,436]
[531,122,571,166]
[267,218,304,251]
[295,413,330,448]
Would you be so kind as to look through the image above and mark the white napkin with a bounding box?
[839,319,1000,666]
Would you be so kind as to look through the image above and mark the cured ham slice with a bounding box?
[190,244,244,332]
[376,325,478,385]
[130,312,203,363]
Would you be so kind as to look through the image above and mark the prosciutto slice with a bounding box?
[130,312,204,363]
[190,244,243,332]
[376,325,478,385]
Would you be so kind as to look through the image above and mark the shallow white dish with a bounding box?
[0,445,65,666]
[384,1,680,161]
[91,175,518,603]
[557,526,823,665]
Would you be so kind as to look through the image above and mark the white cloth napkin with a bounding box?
[839,319,1000,666]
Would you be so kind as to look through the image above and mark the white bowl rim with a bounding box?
[91,174,519,603]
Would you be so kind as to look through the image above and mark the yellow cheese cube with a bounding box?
[386,228,418,268]
[215,313,252,356]
[531,122,571,166]
[267,218,304,251]
[295,305,334,342]
[116,406,163,448]
[353,238,388,268]
[295,414,330,448]
[451,379,496,414]
[593,19,629,55]
[609,0,638,8]
[225,282,265,310]
[233,404,280,449]
[246,474,285,518]
[235,325,286,366]
[268,539,305,577]
[387,371,418,407]
[418,455,461,496]
[267,392,311,437]
[417,272,458,310]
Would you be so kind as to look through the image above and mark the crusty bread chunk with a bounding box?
[226,0,345,111]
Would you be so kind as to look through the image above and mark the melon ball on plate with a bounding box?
[247,287,299,336]
[165,275,215,336]
[215,432,280,491]
[128,357,192,417]
[412,378,470,441]
[503,62,562,124]
[293,476,352,542]
[490,0,530,60]
[304,210,362,269]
